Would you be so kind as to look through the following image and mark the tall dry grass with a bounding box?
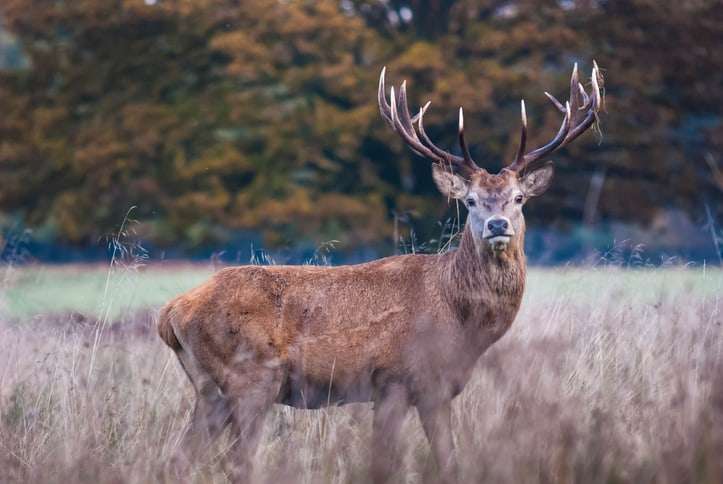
[0,267,721,483]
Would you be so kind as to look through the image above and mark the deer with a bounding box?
[158,62,602,483]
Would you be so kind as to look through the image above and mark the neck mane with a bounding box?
[440,221,527,325]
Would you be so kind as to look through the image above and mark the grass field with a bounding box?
[1,263,722,483]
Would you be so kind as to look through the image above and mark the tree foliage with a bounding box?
[0,0,720,250]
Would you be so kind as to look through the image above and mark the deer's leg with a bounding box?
[173,349,233,470]
[222,360,284,483]
[184,377,232,451]
[417,401,458,484]
[371,383,410,484]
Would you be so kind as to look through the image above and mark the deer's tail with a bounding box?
[157,302,182,352]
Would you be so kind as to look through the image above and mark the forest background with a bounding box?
[0,0,721,264]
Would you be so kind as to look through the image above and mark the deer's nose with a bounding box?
[486,219,509,236]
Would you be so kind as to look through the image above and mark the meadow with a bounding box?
[0,262,721,483]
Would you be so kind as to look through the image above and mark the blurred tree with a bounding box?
[577,0,723,221]
[355,0,722,236]
[0,0,235,245]
[0,0,391,247]
[0,0,720,252]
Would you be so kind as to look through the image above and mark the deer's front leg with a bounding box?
[417,400,458,484]
[371,383,410,483]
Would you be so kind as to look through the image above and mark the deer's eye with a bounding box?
[466,198,476,207]
[514,195,524,204]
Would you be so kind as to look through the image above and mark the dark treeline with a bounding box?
[0,0,721,255]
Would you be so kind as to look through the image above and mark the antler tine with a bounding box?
[390,84,438,160]
[593,61,602,106]
[544,92,566,113]
[390,86,433,156]
[394,74,424,125]
[410,105,424,124]
[569,62,581,113]
[508,62,603,173]
[396,82,434,158]
[378,67,392,124]
[577,83,589,109]
[397,81,420,140]
[458,108,474,164]
[390,85,396,124]
[418,102,456,160]
[513,100,528,165]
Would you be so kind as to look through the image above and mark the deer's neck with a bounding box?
[442,222,526,329]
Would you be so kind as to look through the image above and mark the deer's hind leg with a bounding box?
[218,355,285,483]
[174,349,234,466]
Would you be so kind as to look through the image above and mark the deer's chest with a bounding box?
[460,286,524,349]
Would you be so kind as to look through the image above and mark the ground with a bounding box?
[0,263,721,483]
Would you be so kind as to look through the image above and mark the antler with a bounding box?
[378,67,481,178]
[507,62,603,173]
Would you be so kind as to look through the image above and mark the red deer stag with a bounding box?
[158,62,602,483]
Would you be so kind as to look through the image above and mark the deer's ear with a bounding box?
[432,165,469,199]
[520,162,554,197]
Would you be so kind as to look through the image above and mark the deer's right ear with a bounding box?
[432,165,469,199]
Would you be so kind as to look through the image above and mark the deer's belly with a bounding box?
[275,368,376,408]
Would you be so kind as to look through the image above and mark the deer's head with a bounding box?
[379,63,602,255]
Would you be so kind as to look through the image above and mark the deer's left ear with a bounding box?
[520,162,554,197]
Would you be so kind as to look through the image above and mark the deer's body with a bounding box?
[159,63,602,483]
[160,224,524,411]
